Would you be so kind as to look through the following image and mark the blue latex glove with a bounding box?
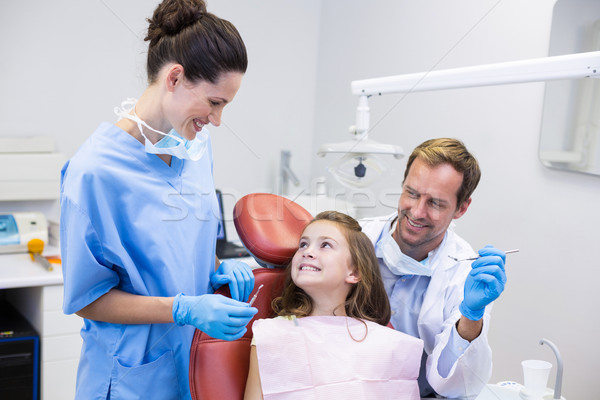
[172,293,258,340]
[210,259,255,302]
[459,245,507,321]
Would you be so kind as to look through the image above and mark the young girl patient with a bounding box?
[244,211,424,400]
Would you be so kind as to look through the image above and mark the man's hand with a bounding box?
[459,245,507,321]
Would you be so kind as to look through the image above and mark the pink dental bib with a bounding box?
[252,316,423,400]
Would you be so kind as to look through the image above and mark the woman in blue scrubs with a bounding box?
[60,1,257,398]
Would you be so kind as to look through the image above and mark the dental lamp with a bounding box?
[317,95,404,188]
[318,51,600,188]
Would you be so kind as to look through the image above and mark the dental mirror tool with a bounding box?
[248,284,264,306]
[448,249,519,262]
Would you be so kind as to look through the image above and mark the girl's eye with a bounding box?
[298,241,308,249]
[321,242,331,248]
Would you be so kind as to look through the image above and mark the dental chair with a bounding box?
[189,193,313,400]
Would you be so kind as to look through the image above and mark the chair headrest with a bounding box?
[233,193,313,267]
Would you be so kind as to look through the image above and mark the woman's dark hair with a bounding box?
[272,211,391,326]
[144,0,247,84]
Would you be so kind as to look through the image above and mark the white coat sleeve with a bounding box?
[425,307,493,399]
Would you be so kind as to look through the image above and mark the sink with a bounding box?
[473,383,566,400]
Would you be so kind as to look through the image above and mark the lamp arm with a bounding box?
[353,95,370,137]
[351,51,600,96]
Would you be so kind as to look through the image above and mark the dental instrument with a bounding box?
[448,249,519,262]
[248,284,264,306]
[27,238,53,271]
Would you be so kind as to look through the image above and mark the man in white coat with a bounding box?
[361,138,507,399]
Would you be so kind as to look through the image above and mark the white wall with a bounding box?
[0,0,321,235]
[208,1,321,200]
[313,1,599,398]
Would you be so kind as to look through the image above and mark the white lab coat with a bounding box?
[361,213,492,400]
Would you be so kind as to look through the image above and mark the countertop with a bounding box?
[0,250,261,290]
[0,248,63,289]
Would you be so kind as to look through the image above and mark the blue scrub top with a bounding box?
[60,122,219,400]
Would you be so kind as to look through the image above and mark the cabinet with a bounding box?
[0,300,40,399]
[4,280,82,400]
[0,136,66,201]
[0,135,79,398]
[0,254,83,400]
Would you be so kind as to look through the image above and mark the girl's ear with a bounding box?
[345,268,361,284]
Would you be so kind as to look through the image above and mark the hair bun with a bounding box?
[145,0,207,44]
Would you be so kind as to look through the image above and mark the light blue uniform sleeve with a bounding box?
[437,324,471,376]
[60,196,119,315]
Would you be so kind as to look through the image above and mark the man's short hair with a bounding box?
[403,138,481,208]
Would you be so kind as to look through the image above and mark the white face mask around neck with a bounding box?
[376,219,432,277]
[114,98,208,161]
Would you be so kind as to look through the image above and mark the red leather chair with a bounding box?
[189,193,313,400]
